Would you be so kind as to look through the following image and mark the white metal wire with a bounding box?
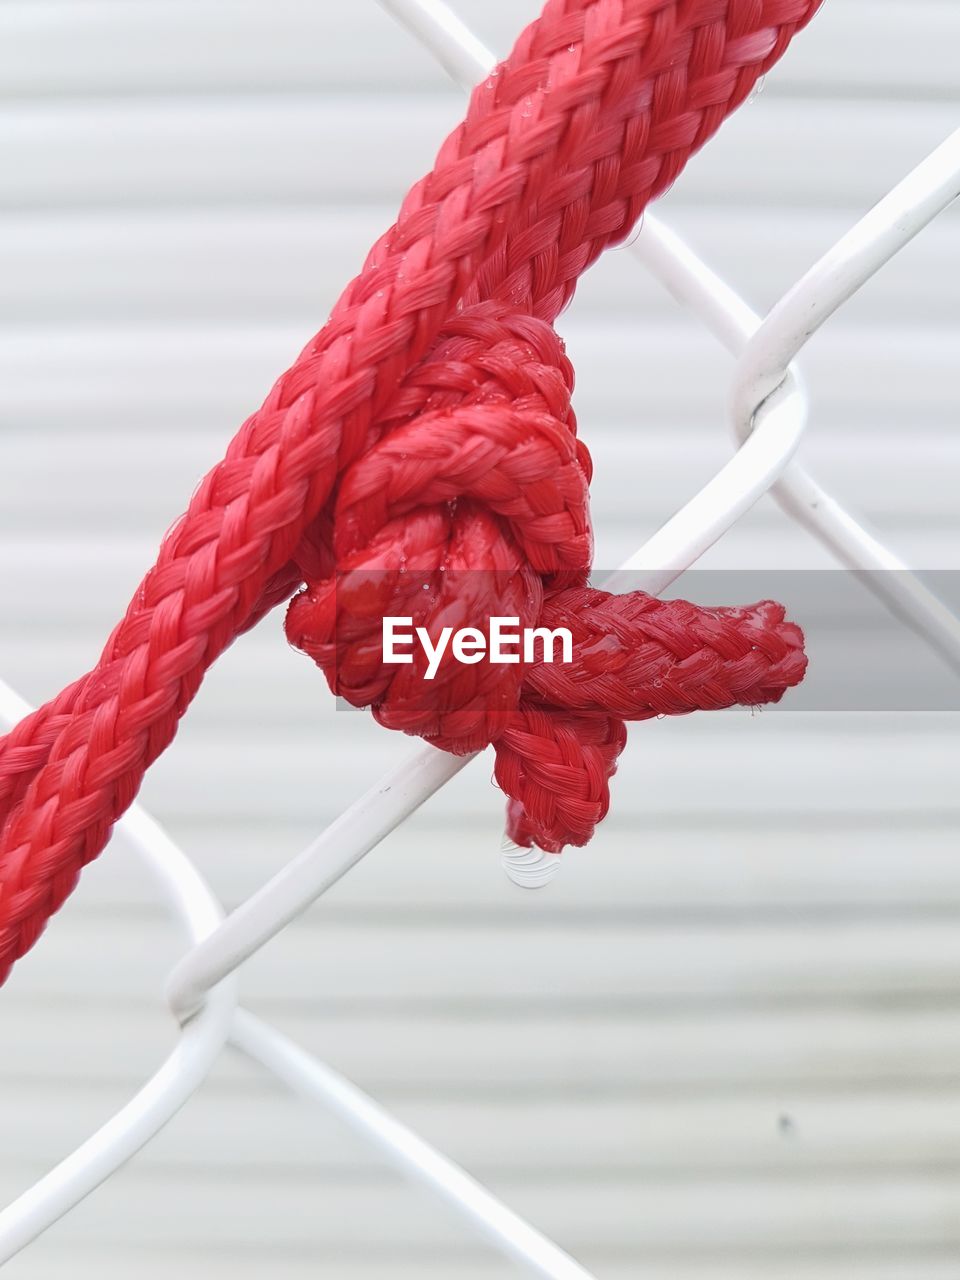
[0,687,592,1280]
[2,1,959,1276]
[0,678,238,1262]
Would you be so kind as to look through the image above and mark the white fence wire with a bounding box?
[1,1,958,1276]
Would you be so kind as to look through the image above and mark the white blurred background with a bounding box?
[1,2,959,1277]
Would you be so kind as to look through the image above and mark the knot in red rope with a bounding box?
[0,0,825,981]
[285,301,806,851]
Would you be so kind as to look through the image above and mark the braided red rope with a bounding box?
[0,0,820,983]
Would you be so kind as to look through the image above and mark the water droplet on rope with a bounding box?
[501,840,561,889]
[747,75,766,104]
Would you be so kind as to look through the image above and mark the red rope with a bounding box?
[0,0,820,982]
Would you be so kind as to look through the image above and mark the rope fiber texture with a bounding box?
[0,0,820,983]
